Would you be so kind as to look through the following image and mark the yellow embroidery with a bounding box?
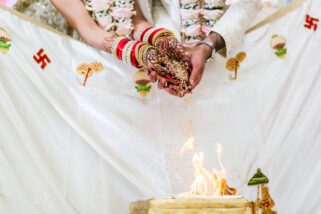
[132,69,151,97]
[76,62,104,86]
[270,34,287,59]
[225,52,246,80]
[0,28,11,54]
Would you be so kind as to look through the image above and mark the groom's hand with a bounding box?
[189,44,212,89]
[189,32,225,89]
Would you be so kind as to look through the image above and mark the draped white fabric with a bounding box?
[0,1,321,213]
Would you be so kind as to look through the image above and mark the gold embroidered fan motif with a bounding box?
[76,62,104,86]
[225,52,246,80]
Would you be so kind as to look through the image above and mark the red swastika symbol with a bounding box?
[304,14,319,31]
[33,48,51,70]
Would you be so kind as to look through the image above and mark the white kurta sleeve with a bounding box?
[212,0,264,57]
[137,0,154,24]
[158,0,181,27]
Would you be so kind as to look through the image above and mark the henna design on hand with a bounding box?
[101,35,117,54]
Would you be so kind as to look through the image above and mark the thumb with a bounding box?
[189,61,200,88]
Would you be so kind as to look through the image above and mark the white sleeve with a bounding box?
[158,0,181,27]
[137,0,154,24]
[212,0,264,57]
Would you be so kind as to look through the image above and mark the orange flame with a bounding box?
[181,143,236,197]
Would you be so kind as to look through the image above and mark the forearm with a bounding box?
[210,0,263,56]
[51,0,115,52]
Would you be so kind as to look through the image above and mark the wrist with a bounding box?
[208,32,225,52]
[133,21,153,41]
[98,32,117,54]
[199,44,212,60]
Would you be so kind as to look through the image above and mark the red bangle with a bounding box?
[130,41,141,68]
[116,38,130,60]
[140,27,153,41]
[148,28,165,44]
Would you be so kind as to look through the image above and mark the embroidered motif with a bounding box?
[132,69,151,97]
[76,62,104,86]
[304,14,319,31]
[225,52,246,80]
[0,28,11,54]
[270,34,287,59]
[248,169,277,214]
[33,48,51,69]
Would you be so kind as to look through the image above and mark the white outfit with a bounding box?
[211,0,284,57]
[1,0,321,213]
[161,0,286,55]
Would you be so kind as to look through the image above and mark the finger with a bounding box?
[186,49,206,89]
[164,88,179,97]
[144,68,150,75]
[149,71,157,83]
[153,64,166,75]
[189,63,200,86]
[157,78,167,89]
[190,64,204,89]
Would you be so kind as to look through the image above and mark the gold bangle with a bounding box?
[137,45,149,67]
[153,35,172,47]
[143,46,156,66]
[135,42,148,67]
[151,30,174,46]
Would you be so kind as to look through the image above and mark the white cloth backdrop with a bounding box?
[0,0,321,213]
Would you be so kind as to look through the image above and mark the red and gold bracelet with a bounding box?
[122,41,134,65]
[147,28,165,44]
[112,37,126,57]
[140,27,153,41]
[134,42,148,68]
[130,41,142,68]
[137,44,149,67]
[111,36,156,69]
[116,38,130,60]
[151,30,173,46]
[139,27,174,46]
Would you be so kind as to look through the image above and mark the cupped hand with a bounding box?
[155,36,190,67]
[145,47,173,92]
[188,44,212,89]
[145,44,186,97]
[154,36,192,97]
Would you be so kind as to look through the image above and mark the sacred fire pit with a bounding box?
[129,141,276,214]
[129,197,254,214]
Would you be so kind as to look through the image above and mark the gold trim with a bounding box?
[246,0,307,34]
[0,4,77,41]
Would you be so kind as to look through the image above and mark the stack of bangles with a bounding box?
[111,27,175,69]
[140,27,174,46]
[112,37,153,69]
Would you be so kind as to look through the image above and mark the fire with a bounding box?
[181,143,237,197]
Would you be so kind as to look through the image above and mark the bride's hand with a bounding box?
[158,37,192,97]
[145,47,185,97]
[145,47,170,90]
[155,36,190,67]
